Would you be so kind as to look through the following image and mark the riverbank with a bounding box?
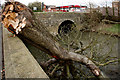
[91,23,120,38]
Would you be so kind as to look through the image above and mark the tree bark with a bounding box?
[2,1,104,77]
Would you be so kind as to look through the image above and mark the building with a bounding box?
[100,7,113,16]
[43,5,56,12]
[47,5,57,12]
[55,5,87,12]
[43,3,87,12]
[5,0,14,2]
[112,0,120,16]
[99,0,120,16]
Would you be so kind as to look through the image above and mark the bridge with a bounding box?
[35,12,88,35]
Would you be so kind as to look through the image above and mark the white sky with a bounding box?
[1,0,114,7]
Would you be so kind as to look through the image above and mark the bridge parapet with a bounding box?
[3,27,49,79]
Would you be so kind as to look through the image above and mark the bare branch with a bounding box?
[1,1,106,78]
[95,59,120,66]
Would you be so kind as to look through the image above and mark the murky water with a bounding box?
[77,31,120,78]
[24,31,120,79]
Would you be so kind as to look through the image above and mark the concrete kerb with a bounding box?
[3,27,49,79]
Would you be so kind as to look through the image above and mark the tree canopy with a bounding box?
[28,1,43,12]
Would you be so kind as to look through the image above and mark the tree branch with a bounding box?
[2,1,105,78]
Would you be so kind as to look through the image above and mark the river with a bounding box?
[24,31,120,79]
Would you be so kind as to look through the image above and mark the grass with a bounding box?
[33,10,43,12]
[103,24,120,34]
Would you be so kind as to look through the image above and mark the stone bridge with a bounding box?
[35,12,88,35]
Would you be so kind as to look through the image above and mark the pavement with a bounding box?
[3,27,49,79]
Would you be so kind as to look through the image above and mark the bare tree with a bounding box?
[2,1,119,79]
[1,1,104,78]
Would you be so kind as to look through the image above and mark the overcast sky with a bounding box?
[1,0,114,7]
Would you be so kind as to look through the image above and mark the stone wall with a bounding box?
[35,12,88,35]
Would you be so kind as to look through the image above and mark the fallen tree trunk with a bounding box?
[2,1,104,78]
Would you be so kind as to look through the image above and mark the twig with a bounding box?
[95,59,120,66]
[40,58,57,67]
[75,39,96,53]
[50,64,59,76]
[66,64,70,78]
[90,45,94,59]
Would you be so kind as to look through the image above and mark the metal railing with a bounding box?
[0,22,5,80]
[0,2,5,78]
[0,23,2,80]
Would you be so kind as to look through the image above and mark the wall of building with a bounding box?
[112,1,120,16]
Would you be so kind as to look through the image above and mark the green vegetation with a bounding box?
[28,1,43,12]
[33,10,43,12]
[104,24,120,33]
